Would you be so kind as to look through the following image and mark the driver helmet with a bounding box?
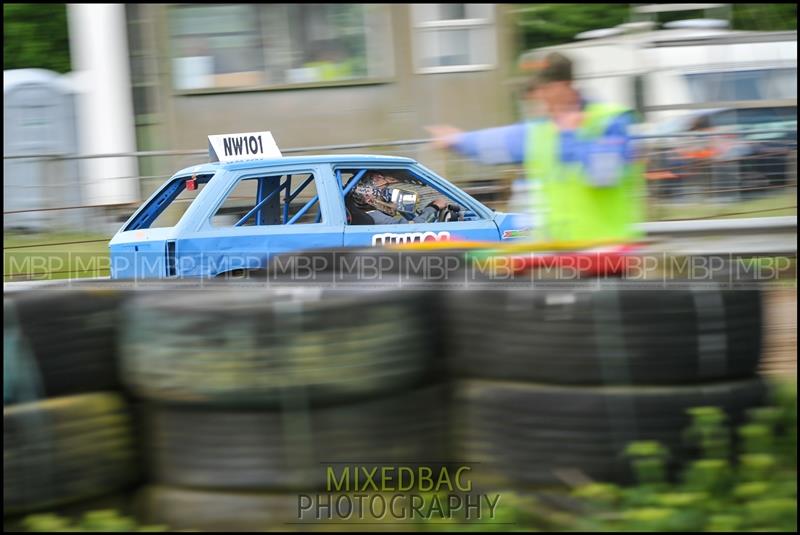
[351,172,405,215]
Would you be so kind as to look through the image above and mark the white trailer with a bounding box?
[519,21,797,129]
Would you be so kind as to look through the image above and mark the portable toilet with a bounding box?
[4,69,83,231]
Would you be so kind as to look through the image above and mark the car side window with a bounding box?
[125,174,213,231]
[211,172,323,227]
[339,168,479,226]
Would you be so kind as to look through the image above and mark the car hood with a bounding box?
[493,211,534,240]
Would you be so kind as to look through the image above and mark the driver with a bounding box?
[346,172,450,225]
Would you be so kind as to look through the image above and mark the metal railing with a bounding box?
[3,130,797,232]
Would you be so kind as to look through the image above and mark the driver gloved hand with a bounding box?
[412,204,440,223]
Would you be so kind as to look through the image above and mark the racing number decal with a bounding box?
[208,131,282,162]
[371,231,451,246]
[223,135,264,158]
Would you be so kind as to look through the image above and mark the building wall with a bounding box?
[128,4,518,182]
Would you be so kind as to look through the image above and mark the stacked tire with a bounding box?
[119,286,450,531]
[5,285,127,397]
[3,287,139,520]
[445,281,768,487]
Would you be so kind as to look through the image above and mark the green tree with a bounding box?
[4,4,71,73]
[732,3,798,31]
[513,4,631,51]
[514,3,798,53]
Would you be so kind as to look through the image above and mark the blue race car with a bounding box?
[109,131,527,279]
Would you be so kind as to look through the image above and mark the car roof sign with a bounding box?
[208,131,282,163]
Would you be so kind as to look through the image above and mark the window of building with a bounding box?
[168,4,393,92]
[126,4,160,119]
[411,4,496,74]
[169,5,265,90]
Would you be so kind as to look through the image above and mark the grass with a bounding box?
[3,190,796,282]
[648,190,797,221]
[3,232,111,281]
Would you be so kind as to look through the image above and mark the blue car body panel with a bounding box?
[109,155,527,279]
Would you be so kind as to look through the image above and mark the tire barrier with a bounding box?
[262,248,478,289]
[1,276,777,529]
[4,393,139,515]
[142,385,449,492]
[445,284,763,385]
[5,287,128,398]
[136,486,413,532]
[120,288,438,407]
[135,486,306,532]
[4,299,43,405]
[453,378,768,487]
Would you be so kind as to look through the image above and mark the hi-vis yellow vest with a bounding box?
[524,103,645,243]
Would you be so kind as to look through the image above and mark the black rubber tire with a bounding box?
[142,385,450,491]
[120,287,439,407]
[4,299,44,405]
[3,393,139,516]
[5,287,128,397]
[444,284,763,384]
[453,377,768,486]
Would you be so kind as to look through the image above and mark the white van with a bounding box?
[518,22,797,130]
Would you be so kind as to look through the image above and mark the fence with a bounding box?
[3,130,797,235]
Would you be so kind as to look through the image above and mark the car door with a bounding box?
[340,163,501,248]
[173,164,344,277]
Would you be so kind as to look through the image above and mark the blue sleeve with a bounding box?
[604,111,636,162]
[451,123,527,165]
[367,210,395,225]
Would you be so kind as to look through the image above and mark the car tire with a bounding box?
[120,288,438,407]
[6,287,127,397]
[445,284,763,384]
[4,393,139,515]
[142,385,450,491]
[453,377,767,486]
